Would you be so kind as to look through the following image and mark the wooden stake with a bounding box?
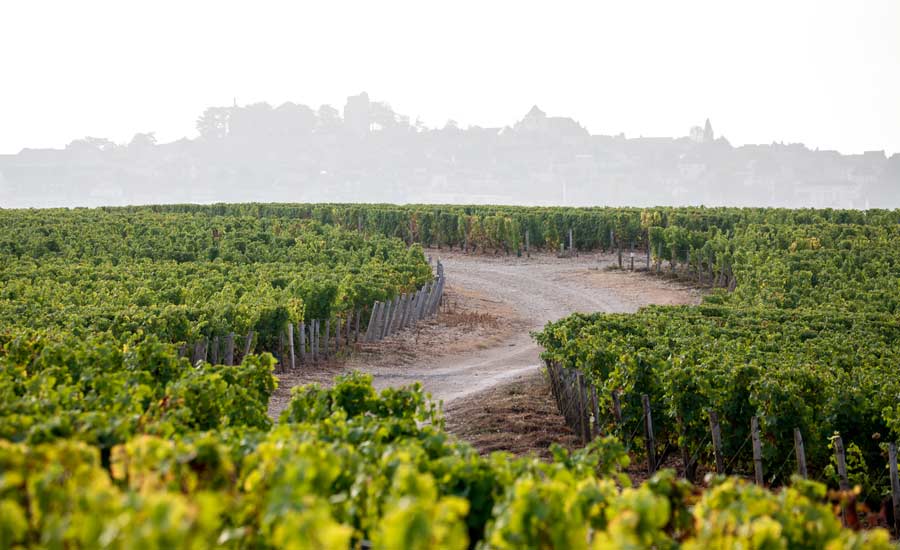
[751,416,764,485]
[365,303,380,342]
[298,322,306,363]
[312,320,318,362]
[288,323,295,369]
[710,411,725,474]
[243,330,254,360]
[642,394,656,475]
[889,443,900,536]
[834,434,850,491]
[794,428,807,479]
[225,332,234,366]
[324,319,331,357]
[591,384,600,439]
[525,229,530,258]
[611,389,623,424]
[211,336,219,365]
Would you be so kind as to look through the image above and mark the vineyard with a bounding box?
[0,204,896,547]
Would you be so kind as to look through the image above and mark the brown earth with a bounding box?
[268,251,701,457]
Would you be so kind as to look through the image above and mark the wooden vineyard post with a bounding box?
[582,376,591,441]
[577,372,589,442]
[324,319,331,358]
[288,322,295,369]
[751,416,764,485]
[365,303,379,342]
[380,301,391,340]
[298,322,306,363]
[710,411,725,474]
[225,332,234,366]
[611,389,623,424]
[312,321,319,362]
[244,331,254,360]
[834,435,850,491]
[642,394,656,475]
[568,228,574,253]
[211,336,219,365]
[646,244,651,270]
[397,294,408,329]
[609,229,614,253]
[591,384,600,439]
[794,428,807,479]
[834,434,850,527]
[335,316,342,350]
[525,229,530,258]
[629,252,634,271]
[354,309,361,343]
[889,443,900,536]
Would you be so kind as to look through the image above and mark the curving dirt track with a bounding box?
[347,252,700,404]
[268,251,700,455]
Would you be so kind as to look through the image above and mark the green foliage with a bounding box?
[537,215,900,502]
[2,375,887,549]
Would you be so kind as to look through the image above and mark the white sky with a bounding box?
[1,0,898,155]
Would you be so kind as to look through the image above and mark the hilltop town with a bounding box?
[2,92,897,208]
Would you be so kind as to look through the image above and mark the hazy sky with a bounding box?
[1,0,898,155]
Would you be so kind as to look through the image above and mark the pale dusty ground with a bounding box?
[268,251,701,422]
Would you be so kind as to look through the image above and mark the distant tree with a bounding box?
[229,102,275,141]
[196,107,231,140]
[276,102,317,138]
[129,132,157,149]
[316,105,342,131]
[66,137,119,154]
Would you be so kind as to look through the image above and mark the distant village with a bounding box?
[1,92,897,209]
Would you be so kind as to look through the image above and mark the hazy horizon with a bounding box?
[2,0,899,156]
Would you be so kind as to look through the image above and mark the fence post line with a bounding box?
[889,443,900,536]
[751,416,764,485]
[642,394,656,475]
[794,428,807,479]
[710,411,725,474]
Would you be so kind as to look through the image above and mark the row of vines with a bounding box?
[0,203,896,547]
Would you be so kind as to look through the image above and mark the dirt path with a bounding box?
[268,252,701,452]
[345,252,700,404]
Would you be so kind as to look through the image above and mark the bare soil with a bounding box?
[268,251,702,457]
